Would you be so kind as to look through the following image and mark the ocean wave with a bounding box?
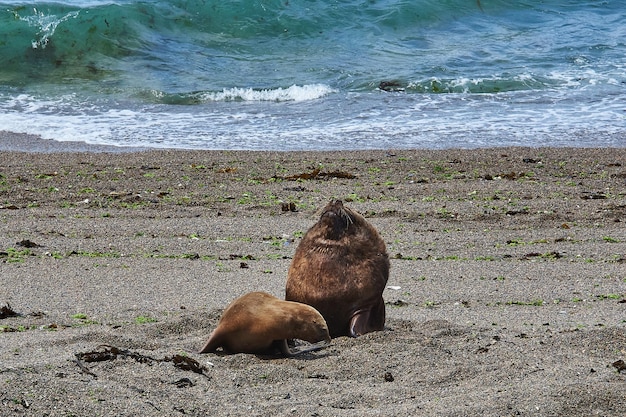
[0,0,490,87]
[147,84,335,104]
[1,0,622,94]
[1,1,625,150]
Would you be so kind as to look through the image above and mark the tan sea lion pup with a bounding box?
[198,291,331,356]
[286,200,389,337]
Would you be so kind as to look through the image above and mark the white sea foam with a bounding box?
[18,8,80,49]
[1,87,625,151]
[199,84,335,102]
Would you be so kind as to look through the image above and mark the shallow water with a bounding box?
[1,0,624,150]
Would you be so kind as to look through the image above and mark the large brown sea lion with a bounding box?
[198,291,331,356]
[286,200,389,337]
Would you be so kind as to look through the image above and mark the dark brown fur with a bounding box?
[286,200,389,337]
[198,292,330,356]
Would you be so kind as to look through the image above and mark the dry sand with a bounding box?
[1,136,625,416]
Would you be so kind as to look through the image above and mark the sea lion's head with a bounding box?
[317,200,358,240]
[298,308,331,344]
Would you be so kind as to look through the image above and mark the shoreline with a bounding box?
[2,130,625,154]
[1,139,625,416]
[0,131,148,153]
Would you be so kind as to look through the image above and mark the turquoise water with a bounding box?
[0,0,624,150]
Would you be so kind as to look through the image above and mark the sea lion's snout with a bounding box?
[320,200,355,234]
[321,200,343,216]
[317,324,331,343]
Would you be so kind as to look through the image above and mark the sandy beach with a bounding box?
[1,133,625,416]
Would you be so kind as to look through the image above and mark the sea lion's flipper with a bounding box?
[349,303,385,337]
[279,339,331,357]
[197,329,222,354]
[348,297,385,337]
[349,310,371,337]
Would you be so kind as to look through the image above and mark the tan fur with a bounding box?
[198,292,330,355]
